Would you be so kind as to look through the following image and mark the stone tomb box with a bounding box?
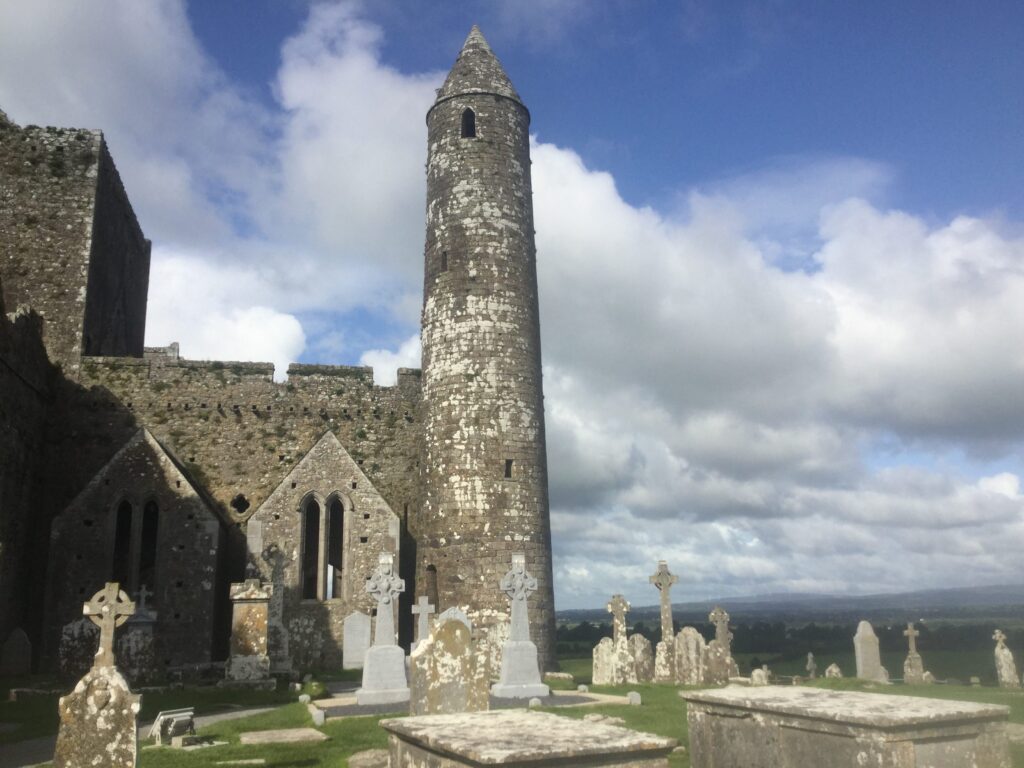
[381,709,677,767]
[682,686,1009,768]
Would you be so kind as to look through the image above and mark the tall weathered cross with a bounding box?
[412,595,436,644]
[366,552,405,647]
[709,606,731,647]
[648,560,678,644]
[607,594,630,643]
[499,553,538,642]
[904,622,920,654]
[83,582,135,668]
[994,629,1008,647]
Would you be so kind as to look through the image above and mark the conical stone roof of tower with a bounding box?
[435,25,521,105]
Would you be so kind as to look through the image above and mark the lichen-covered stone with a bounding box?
[994,630,1020,689]
[854,620,889,683]
[629,634,655,683]
[410,618,488,715]
[825,662,843,679]
[53,665,140,768]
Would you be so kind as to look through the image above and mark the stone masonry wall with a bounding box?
[0,112,149,373]
[0,113,100,374]
[0,287,54,650]
[419,58,557,669]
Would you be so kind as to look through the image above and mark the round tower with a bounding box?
[418,26,556,670]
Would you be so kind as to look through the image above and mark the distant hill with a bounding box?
[557,584,1024,625]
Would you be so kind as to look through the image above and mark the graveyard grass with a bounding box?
[9,663,1024,766]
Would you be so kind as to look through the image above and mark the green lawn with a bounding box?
[8,661,1024,768]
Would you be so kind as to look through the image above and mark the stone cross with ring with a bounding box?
[83,582,136,668]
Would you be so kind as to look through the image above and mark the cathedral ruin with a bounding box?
[0,27,556,678]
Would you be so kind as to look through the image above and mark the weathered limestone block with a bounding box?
[854,620,889,683]
[629,634,655,683]
[54,665,141,768]
[592,637,615,686]
[675,627,706,686]
[0,628,31,676]
[683,686,1010,768]
[223,579,273,688]
[653,640,675,683]
[994,630,1020,689]
[705,641,735,686]
[825,662,843,679]
[382,710,678,767]
[410,618,488,715]
[751,667,769,686]
[904,653,926,685]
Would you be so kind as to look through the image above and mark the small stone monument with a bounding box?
[805,652,817,680]
[411,595,436,653]
[593,594,638,685]
[902,621,926,685]
[853,620,889,683]
[343,611,372,669]
[117,586,159,686]
[357,553,410,705]
[410,617,488,715]
[825,662,843,678]
[628,633,654,682]
[706,606,738,684]
[648,561,678,646]
[53,583,141,768]
[675,626,707,685]
[223,579,274,688]
[0,628,32,676]
[993,629,1020,689]
[491,553,549,699]
[751,666,769,686]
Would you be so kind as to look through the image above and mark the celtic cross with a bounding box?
[904,622,920,655]
[607,594,630,643]
[500,553,537,641]
[83,582,135,668]
[366,552,404,646]
[709,606,731,647]
[649,560,678,643]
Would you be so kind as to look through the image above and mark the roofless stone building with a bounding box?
[0,27,556,676]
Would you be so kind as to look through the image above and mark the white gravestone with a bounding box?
[343,612,372,670]
[356,553,410,705]
[853,620,889,683]
[491,553,549,699]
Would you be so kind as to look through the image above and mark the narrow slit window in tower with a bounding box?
[301,498,321,600]
[504,459,514,479]
[111,500,133,586]
[461,108,476,138]
[326,496,344,599]
[138,500,159,599]
[440,251,448,272]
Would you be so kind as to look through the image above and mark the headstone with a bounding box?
[674,626,707,686]
[993,629,1020,688]
[148,708,195,746]
[410,617,488,716]
[628,634,654,682]
[606,595,639,685]
[805,652,817,680]
[592,637,615,686]
[903,621,926,685]
[343,612,372,670]
[705,607,738,685]
[648,561,678,645]
[627,690,641,705]
[577,684,589,693]
[58,617,99,681]
[411,595,436,653]
[491,553,549,698]
[922,671,936,685]
[528,697,542,708]
[825,663,843,679]
[53,583,141,768]
[223,580,274,688]
[751,667,769,686]
[853,620,889,683]
[683,687,1010,768]
[357,553,410,705]
[0,628,31,676]
[298,693,311,703]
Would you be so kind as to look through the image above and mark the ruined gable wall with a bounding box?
[0,292,55,648]
[0,115,150,372]
[81,139,150,358]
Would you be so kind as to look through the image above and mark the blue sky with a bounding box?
[1,0,1023,608]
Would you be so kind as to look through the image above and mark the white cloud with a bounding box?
[359,334,421,385]
[3,1,1023,608]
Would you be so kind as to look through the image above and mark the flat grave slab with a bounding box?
[682,686,1010,768]
[238,727,328,745]
[381,709,676,767]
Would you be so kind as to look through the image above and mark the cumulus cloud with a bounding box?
[3,0,1023,608]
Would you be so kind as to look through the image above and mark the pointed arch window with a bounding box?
[326,496,345,599]
[461,108,476,138]
[109,498,160,602]
[300,497,321,600]
[139,501,159,595]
